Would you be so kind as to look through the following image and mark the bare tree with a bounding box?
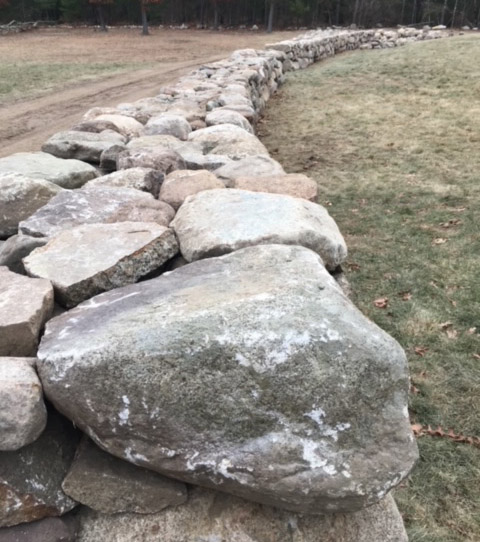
[89,0,113,31]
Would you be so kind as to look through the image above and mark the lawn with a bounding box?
[259,34,480,541]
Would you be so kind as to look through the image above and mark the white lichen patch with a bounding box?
[304,405,351,442]
[118,395,130,426]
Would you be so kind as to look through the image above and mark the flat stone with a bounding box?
[42,131,126,164]
[62,437,187,514]
[0,515,79,542]
[205,110,254,133]
[0,409,79,527]
[19,187,174,239]
[0,267,54,357]
[76,488,407,542]
[0,152,98,189]
[93,115,144,138]
[159,169,225,210]
[0,174,63,239]
[232,173,318,201]
[83,168,164,198]
[171,189,347,269]
[24,222,179,308]
[188,124,269,159]
[214,155,285,184]
[37,245,417,514]
[144,114,192,140]
[0,358,47,451]
[117,149,186,174]
[0,235,48,275]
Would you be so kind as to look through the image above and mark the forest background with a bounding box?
[1,0,479,32]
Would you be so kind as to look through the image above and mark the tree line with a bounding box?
[1,0,479,32]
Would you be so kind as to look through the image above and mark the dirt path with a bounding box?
[0,28,300,158]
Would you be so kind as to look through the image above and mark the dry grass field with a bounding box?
[0,26,301,156]
[259,34,480,541]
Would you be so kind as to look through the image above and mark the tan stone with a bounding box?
[159,169,225,210]
[233,173,318,201]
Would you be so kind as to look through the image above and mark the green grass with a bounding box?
[259,35,480,541]
[0,62,145,105]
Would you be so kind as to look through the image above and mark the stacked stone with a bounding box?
[0,27,446,541]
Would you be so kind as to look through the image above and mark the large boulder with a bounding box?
[37,245,417,514]
[144,114,192,140]
[0,235,48,275]
[24,222,179,308]
[117,149,186,174]
[76,487,408,542]
[82,168,164,198]
[171,189,347,269]
[42,131,126,164]
[0,174,63,239]
[159,169,225,210]
[188,124,269,159]
[0,515,79,542]
[91,115,144,138]
[0,358,47,451]
[0,152,98,189]
[0,409,79,527]
[214,154,285,184]
[0,267,54,357]
[205,109,254,133]
[62,437,187,514]
[232,173,318,201]
[19,187,175,239]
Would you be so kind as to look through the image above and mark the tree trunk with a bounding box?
[352,0,360,24]
[441,0,449,25]
[97,5,107,31]
[213,0,219,29]
[141,3,149,35]
[451,0,459,26]
[412,0,417,23]
[267,0,274,32]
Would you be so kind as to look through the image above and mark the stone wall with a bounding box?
[0,27,446,541]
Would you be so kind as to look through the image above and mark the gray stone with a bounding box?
[159,169,225,210]
[205,109,254,133]
[83,168,164,198]
[0,174,63,239]
[0,358,47,451]
[42,131,126,164]
[37,245,417,514]
[99,145,127,172]
[214,155,285,184]
[188,124,269,159]
[91,115,144,138]
[0,515,78,542]
[117,149,186,174]
[62,437,187,514]
[144,114,192,141]
[24,222,179,308]
[0,235,48,275]
[19,187,174,239]
[126,135,186,152]
[232,173,318,201]
[0,267,54,357]
[171,189,347,269]
[0,152,98,189]
[0,409,79,527]
[76,488,407,542]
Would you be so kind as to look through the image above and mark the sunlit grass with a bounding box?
[260,34,480,541]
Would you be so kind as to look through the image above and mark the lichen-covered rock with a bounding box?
[24,222,179,308]
[232,173,318,201]
[0,174,63,239]
[62,437,187,514]
[171,189,347,269]
[0,268,54,357]
[0,152,98,189]
[83,168,164,198]
[19,187,174,238]
[0,409,79,527]
[0,358,47,451]
[76,488,408,542]
[159,169,225,210]
[42,131,126,164]
[37,245,417,514]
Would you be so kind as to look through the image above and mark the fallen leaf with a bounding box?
[467,327,477,335]
[400,292,412,301]
[414,346,429,357]
[410,383,420,395]
[433,237,448,245]
[439,321,453,330]
[473,353,480,360]
[374,297,389,309]
[411,423,424,435]
[446,328,458,340]
[347,262,360,271]
[440,219,462,228]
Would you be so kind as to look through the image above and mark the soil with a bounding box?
[0,27,301,158]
